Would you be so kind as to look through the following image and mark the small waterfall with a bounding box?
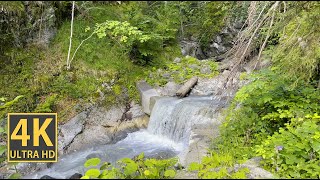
[148,96,218,144]
[24,96,219,179]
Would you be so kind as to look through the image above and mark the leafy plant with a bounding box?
[256,114,320,178]
[34,94,58,113]
[81,152,178,179]
[188,151,250,179]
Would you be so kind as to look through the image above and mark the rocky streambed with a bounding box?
[1,57,273,179]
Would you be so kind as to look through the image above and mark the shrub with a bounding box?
[81,153,178,179]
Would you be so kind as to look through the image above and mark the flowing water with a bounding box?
[24,96,219,179]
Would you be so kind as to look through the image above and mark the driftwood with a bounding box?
[176,77,198,98]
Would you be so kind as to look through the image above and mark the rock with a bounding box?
[188,64,199,70]
[175,170,198,179]
[233,157,274,179]
[215,35,222,43]
[149,96,162,113]
[162,73,171,78]
[87,106,124,127]
[127,101,145,119]
[158,81,182,96]
[40,175,56,179]
[136,81,160,115]
[111,115,149,142]
[69,173,82,179]
[86,153,104,160]
[200,66,212,74]
[211,42,227,53]
[174,57,181,63]
[180,40,207,60]
[66,125,113,153]
[234,21,244,29]
[58,111,88,154]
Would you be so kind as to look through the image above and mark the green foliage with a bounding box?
[256,114,320,178]
[265,2,320,87]
[81,152,178,179]
[188,151,250,179]
[34,94,58,113]
[214,66,320,178]
[178,1,231,47]
[84,158,101,168]
[87,20,163,64]
[146,56,219,86]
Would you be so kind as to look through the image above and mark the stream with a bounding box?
[24,96,219,179]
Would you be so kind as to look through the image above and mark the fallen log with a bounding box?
[176,77,198,98]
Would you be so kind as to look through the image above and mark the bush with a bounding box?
[81,153,178,179]
[256,114,320,178]
[188,151,250,179]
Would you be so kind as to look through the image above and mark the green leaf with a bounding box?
[0,127,4,133]
[84,158,101,168]
[0,145,6,155]
[100,162,111,170]
[85,169,101,178]
[138,152,144,160]
[144,170,150,176]
[123,161,138,175]
[188,162,201,171]
[80,175,90,179]
[164,169,176,178]
[8,173,21,179]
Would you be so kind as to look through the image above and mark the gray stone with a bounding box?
[215,35,222,43]
[188,64,199,70]
[87,106,124,127]
[58,111,88,153]
[200,66,212,74]
[174,57,182,63]
[158,81,182,96]
[136,81,160,115]
[40,175,56,179]
[149,96,162,113]
[68,173,82,179]
[233,157,274,179]
[234,21,244,29]
[162,73,171,78]
[66,125,112,153]
[128,101,145,119]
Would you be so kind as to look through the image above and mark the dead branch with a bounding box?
[176,77,198,98]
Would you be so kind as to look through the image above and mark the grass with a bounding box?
[0,3,181,122]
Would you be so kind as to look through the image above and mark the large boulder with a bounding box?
[58,111,89,154]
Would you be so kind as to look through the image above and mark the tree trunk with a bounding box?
[66,1,75,70]
[176,77,198,98]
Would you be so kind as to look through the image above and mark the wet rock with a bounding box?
[111,115,149,142]
[69,173,82,179]
[86,153,105,160]
[40,175,56,179]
